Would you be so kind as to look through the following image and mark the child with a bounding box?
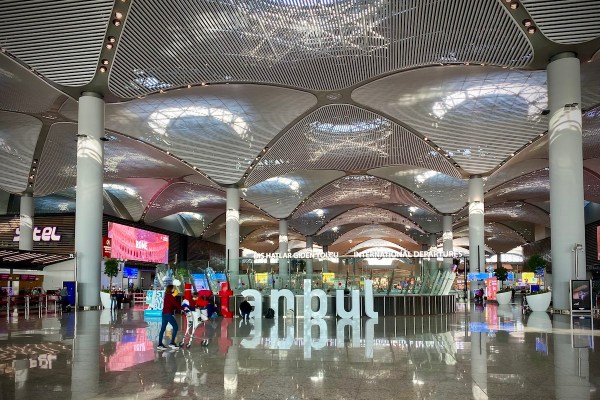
[181,293,202,348]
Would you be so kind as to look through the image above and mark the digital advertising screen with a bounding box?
[107,222,169,263]
[192,273,210,291]
[571,279,592,312]
[122,267,138,279]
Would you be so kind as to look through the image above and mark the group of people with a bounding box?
[157,285,218,350]
[157,285,255,350]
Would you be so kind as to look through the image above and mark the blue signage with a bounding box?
[123,267,138,278]
[467,272,493,282]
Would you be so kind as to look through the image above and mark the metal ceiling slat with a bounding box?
[109,0,532,98]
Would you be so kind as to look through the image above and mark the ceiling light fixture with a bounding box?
[106,43,114,50]
[99,66,107,73]
[114,11,123,19]
[522,19,532,27]
[112,19,121,26]
[527,26,536,34]
[108,36,116,43]
[101,59,109,65]
[510,2,519,9]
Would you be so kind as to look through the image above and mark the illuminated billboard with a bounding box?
[107,222,169,263]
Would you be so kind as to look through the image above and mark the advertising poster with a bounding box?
[571,279,592,312]
[255,273,268,285]
[107,222,169,263]
[485,277,498,301]
[322,272,335,284]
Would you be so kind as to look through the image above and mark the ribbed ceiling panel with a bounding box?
[242,170,345,219]
[318,206,423,234]
[202,212,276,239]
[485,201,549,226]
[521,0,600,44]
[354,66,548,174]
[247,105,459,186]
[290,204,358,236]
[144,182,225,223]
[332,225,417,245]
[34,193,75,214]
[583,106,600,160]
[35,123,213,196]
[583,169,600,204]
[485,169,549,206]
[35,123,77,196]
[103,179,165,222]
[381,204,442,234]
[0,0,113,86]
[0,54,66,113]
[294,175,431,217]
[67,85,315,184]
[370,166,467,214]
[109,0,532,97]
[0,112,41,193]
[346,239,409,254]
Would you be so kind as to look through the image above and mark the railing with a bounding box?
[0,294,61,317]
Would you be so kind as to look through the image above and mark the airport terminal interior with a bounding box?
[1,0,600,399]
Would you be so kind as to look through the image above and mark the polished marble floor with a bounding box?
[0,302,599,400]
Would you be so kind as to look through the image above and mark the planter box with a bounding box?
[496,291,512,305]
[526,291,551,312]
[100,291,112,309]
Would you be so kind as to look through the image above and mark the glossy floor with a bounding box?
[0,303,599,399]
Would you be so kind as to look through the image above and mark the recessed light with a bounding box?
[99,66,107,73]
[108,36,116,43]
[112,19,121,26]
[522,19,532,27]
[114,11,123,19]
[106,43,114,50]
[510,2,519,9]
[101,59,109,65]
[527,26,536,34]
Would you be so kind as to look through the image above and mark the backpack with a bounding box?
[265,308,275,319]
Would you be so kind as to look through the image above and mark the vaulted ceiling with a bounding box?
[1,0,600,256]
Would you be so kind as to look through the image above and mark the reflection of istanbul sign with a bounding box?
[13,226,62,242]
[253,251,338,259]
[242,279,378,319]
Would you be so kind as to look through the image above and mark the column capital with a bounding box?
[549,51,578,63]
[80,91,103,99]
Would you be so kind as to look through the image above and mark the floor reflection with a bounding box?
[0,304,598,399]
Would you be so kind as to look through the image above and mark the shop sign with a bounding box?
[13,226,62,242]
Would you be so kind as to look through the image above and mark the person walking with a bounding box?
[157,285,182,351]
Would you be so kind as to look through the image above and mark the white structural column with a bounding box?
[226,188,240,275]
[19,193,34,251]
[428,233,438,278]
[278,219,289,276]
[305,236,313,275]
[548,52,585,310]
[442,214,453,270]
[75,92,104,308]
[468,176,485,285]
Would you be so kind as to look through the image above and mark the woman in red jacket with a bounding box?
[157,285,182,350]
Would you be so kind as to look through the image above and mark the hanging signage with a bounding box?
[102,237,112,258]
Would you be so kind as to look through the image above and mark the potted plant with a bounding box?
[101,259,119,309]
[525,254,547,276]
[526,288,552,312]
[495,265,509,288]
[496,286,512,305]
